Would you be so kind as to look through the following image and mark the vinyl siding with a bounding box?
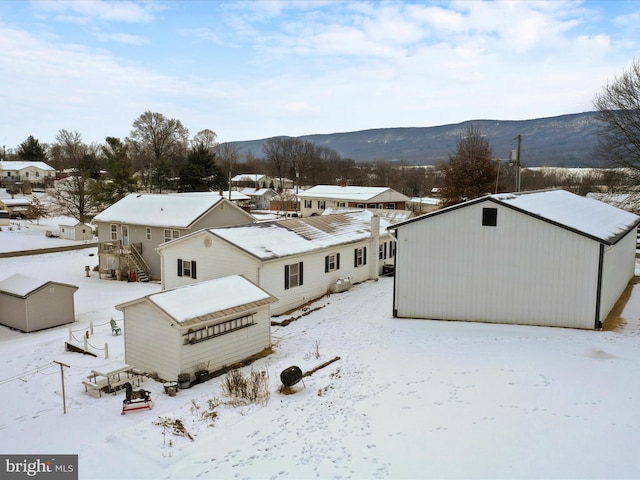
[394,201,601,329]
[123,302,182,381]
[179,308,271,375]
[599,228,637,323]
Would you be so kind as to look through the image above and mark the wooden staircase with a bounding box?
[124,248,150,282]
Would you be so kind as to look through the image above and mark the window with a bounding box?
[35,172,40,177]
[387,203,396,210]
[379,242,387,260]
[285,262,304,289]
[110,224,117,240]
[185,314,256,344]
[389,241,396,258]
[325,253,340,272]
[356,203,365,208]
[146,227,151,240]
[24,172,29,178]
[354,246,367,267]
[482,207,498,227]
[318,200,326,209]
[177,259,197,279]
[337,201,346,207]
[164,229,180,242]
[304,200,312,208]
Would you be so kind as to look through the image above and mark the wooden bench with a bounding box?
[82,379,109,397]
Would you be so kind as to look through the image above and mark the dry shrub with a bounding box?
[222,367,270,404]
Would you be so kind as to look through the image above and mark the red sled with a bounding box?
[121,382,153,415]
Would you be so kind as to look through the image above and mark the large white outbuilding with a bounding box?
[391,189,640,329]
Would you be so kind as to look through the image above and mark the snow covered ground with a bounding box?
[1,214,640,479]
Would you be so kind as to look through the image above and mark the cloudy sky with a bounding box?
[1,0,638,150]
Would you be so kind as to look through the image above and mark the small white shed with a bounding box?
[391,189,640,329]
[59,222,94,240]
[115,275,277,381]
[0,274,78,332]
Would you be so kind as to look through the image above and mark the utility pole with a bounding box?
[513,135,522,192]
[53,360,70,414]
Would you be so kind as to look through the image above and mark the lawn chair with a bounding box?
[110,318,122,335]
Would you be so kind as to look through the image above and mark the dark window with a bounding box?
[325,253,340,273]
[482,207,498,227]
[285,262,304,289]
[354,246,367,267]
[178,259,197,279]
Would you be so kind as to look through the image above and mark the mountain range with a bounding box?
[224,111,604,168]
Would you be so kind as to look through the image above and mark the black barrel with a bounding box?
[280,366,303,387]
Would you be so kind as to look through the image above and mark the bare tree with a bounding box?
[192,129,218,151]
[128,111,189,192]
[593,60,640,183]
[438,125,501,207]
[48,130,98,222]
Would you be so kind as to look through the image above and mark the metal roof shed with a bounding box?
[390,189,640,329]
[0,274,78,332]
[115,275,277,381]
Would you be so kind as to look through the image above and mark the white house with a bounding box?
[232,174,293,190]
[157,210,395,316]
[0,161,56,188]
[115,275,276,382]
[296,185,410,217]
[390,189,640,330]
[93,193,255,281]
[239,187,278,211]
[0,274,78,332]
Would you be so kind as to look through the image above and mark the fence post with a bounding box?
[84,336,88,352]
[90,322,94,335]
[105,343,109,359]
[68,328,72,342]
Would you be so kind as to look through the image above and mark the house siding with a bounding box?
[161,233,260,290]
[96,201,254,281]
[161,234,386,316]
[394,201,600,329]
[599,228,636,323]
[179,308,271,375]
[123,303,182,381]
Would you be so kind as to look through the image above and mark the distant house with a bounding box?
[0,161,56,188]
[296,185,410,217]
[391,189,640,330]
[115,275,276,382]
[93,193,255,282]
[239,187,278,211]
[157,210,395,316]
[0,197,31,218]
[232,174,293,190]
[59,222,94,241]
[0,274,78,332]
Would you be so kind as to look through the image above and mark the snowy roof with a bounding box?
[296,185,409,201]
[323,206,413,224]
[0,273,78,297]
[0,198,31,206]
[232,173,266,182]
[205,210,390,260]
[117,275,276,326]
[492,189,640,244]
[0,161,55,171]
[93,193,228,228]
[239,187,275,197]
[393,189,640,245]
[174,191,250,201]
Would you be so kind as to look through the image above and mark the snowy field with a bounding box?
[1,215,640,479]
